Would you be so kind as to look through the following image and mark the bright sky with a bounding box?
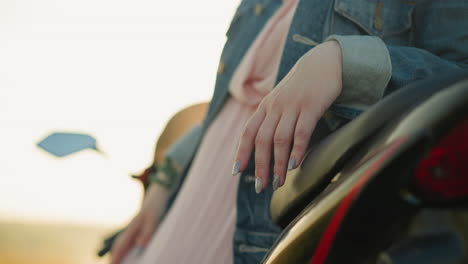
[0,0,238,227]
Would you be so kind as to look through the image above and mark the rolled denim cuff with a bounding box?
[148,157,177,189]
[326,35,392,115]
[165,124,203,174]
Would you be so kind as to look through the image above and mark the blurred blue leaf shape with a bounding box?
[37,132,100,157]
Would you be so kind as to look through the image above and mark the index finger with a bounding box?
[233,108,266,175]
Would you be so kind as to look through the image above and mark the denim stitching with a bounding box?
[238,244,270,253]
[292,34,320,46]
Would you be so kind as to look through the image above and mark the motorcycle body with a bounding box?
[264,71,468,264]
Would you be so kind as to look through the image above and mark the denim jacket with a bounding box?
[161,0,468,263]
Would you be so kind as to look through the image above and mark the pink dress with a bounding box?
[122,1,298,263]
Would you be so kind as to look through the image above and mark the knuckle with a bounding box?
[273,134,289,146]
[258,96,269,106]
[242,126,256,139]
[241,130,252,140]
[255,136,269,149]
[293,143,306,154]
[295,129,309,142]
[270,97,283,110]
[301,106,320,121]
[299,101,314,112]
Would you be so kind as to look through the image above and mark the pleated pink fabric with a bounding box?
[121,1,298,263]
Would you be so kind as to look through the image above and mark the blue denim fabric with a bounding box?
[233,154,282,264]
[162,0,468,263]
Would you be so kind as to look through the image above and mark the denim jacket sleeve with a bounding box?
[326,0,468,119]
[164,124,203,174]
[149,124,202,191]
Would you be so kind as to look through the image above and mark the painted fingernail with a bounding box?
[288,158,296,171]
[134,247,144,256]
[272,174,280,191]
[232,160,240,175]
[255,177,263,194]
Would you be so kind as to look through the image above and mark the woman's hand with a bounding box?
[233,41,343,192]
[110,183,168,264]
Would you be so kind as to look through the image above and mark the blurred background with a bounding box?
[0,0,237,263]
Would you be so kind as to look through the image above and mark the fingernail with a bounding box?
[288,158,296,171]
[232,160,240,175]
[134,247,144,256]
[272,174,280,191]
[255,177,263,194]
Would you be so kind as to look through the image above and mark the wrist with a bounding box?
[145,182,169,201]
[322,40,343,86]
